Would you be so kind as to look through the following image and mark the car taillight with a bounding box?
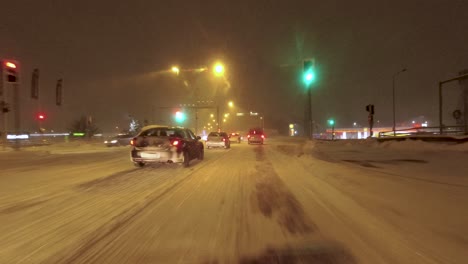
[247,134,251,138]
[222,138,226,142]
[172,140,179,146]
[261,135,265,139]
[130,138,136,146]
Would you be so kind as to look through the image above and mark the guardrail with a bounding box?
[378,126,465,138]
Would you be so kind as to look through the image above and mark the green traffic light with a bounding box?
[175,111,186,123]
[303,70,315,86]
[328,119,335,126]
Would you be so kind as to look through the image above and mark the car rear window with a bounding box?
[140,128,185,138]
[249,129,263,135]
[208,132,220,137]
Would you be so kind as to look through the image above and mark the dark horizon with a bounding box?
[1,0,467,134]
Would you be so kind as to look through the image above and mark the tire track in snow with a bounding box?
[49,151,229,264]
[251,146,316,235]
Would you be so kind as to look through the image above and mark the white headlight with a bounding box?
[111,140,118,143]
[104,141,108,143]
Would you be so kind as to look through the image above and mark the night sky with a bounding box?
[1,0,467,134]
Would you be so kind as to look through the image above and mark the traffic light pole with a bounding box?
[331,124,335,141]
[13,83,20,150]
[308,88,313,140]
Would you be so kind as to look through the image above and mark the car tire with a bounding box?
[198,147,204,160]
[183,151,190,168]
[133,162,145,168]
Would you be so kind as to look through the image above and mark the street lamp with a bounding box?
[228,101,234,108]
[213,62,225,77]
[392,68,407,136]
[171,66,180,75]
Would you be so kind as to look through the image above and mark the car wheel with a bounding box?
[183,151,190,167]
[198,147,204,160]
[133,162,145,167]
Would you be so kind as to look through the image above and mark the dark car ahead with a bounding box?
[247,128,265,144]
[104,134,133,147]
[130,125,204,167]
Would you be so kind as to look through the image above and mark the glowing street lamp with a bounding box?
[213,62,225,76]
[228,101,234,108]
[171,66,180,75]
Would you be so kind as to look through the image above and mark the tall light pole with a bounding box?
[392,68,407,136]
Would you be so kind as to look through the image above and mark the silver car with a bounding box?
[130,126,204,167]
[206,132,230,149]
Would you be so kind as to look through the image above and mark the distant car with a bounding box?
[228,132,242,143]
[206,132,230,149]
[130,126,204,167]
[104,134,133,147]
[247,128,265,144]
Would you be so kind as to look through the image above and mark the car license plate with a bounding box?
[141,152,160,159]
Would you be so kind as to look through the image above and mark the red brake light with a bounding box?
[222,138,226,142]
[172,140,179,146]
[5,62,16,69]
[261,135,265,138]
[130,138,136,146]
[247,134,251,138]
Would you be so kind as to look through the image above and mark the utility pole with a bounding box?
[392,68,407,136]
[217,105,220,132]
[366,104,375,137]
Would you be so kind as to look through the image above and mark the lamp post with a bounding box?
[392,68,407,136]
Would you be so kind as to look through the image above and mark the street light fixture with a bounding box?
[213,62,225,76]
[392,68,407,136]
[171,66,180,75]
[228,101,234,108]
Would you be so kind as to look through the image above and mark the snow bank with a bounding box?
[20,141,118,154]
[322,138,468,152]
[375,139,468,152]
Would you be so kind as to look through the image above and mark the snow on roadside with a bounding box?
[375,139,468,152]
[1,142,125,155]
[302,138,468,155]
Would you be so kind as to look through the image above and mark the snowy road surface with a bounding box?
[0,137,467,263]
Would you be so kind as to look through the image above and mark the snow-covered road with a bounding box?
[0,138,467,263]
